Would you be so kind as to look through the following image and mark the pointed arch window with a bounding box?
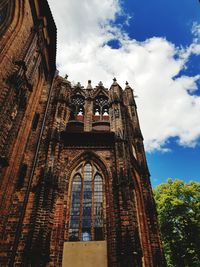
[93,96,109,121]
[69,162,105,241]
[70,96,85,121]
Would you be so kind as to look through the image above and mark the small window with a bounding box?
[32,113,40,131]
[16,163,27,190]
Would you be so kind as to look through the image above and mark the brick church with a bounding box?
[0,1,165,266]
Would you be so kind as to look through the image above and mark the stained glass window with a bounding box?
[94,174,104,240]
[69,174,82,241]
[82,164,92,240]
[69,162,105,241]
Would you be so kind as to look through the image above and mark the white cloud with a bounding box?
[48,0,200,152]
[192,22,200,43]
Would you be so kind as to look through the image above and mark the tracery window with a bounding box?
[70,96,85,120]
[93,96,109,120]
[69,162,105,241]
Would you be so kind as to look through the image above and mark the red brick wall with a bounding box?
[0,1,56,265]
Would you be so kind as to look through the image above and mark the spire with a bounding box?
[124,81,136,106]
[109,77,123,102]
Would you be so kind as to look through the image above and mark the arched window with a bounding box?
[69,162,105,241]
[93,96,109,121]
[70,96,85,121]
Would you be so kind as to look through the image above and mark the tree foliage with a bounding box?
[154,179,200,267]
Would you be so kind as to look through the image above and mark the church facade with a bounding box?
[0,1,165,266]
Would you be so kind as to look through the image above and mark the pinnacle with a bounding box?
[98,81,103,87]
[125,81,131,89]
[76,82,81,88]
[86,80,93,90]
[112,77,118,85]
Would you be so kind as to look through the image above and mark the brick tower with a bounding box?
[0,1,165,267]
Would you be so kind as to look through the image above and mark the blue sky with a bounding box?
[48,0,200,187]
[119,0,200,187]
[147,139,200,187]
[120,1,200,45]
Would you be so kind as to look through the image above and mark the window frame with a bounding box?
[70,96,85,120]
[93,96,109,120]
[68,161,106,242]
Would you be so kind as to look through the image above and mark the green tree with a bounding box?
[153,179,200,267]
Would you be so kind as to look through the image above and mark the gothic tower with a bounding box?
[0,1,165,266]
